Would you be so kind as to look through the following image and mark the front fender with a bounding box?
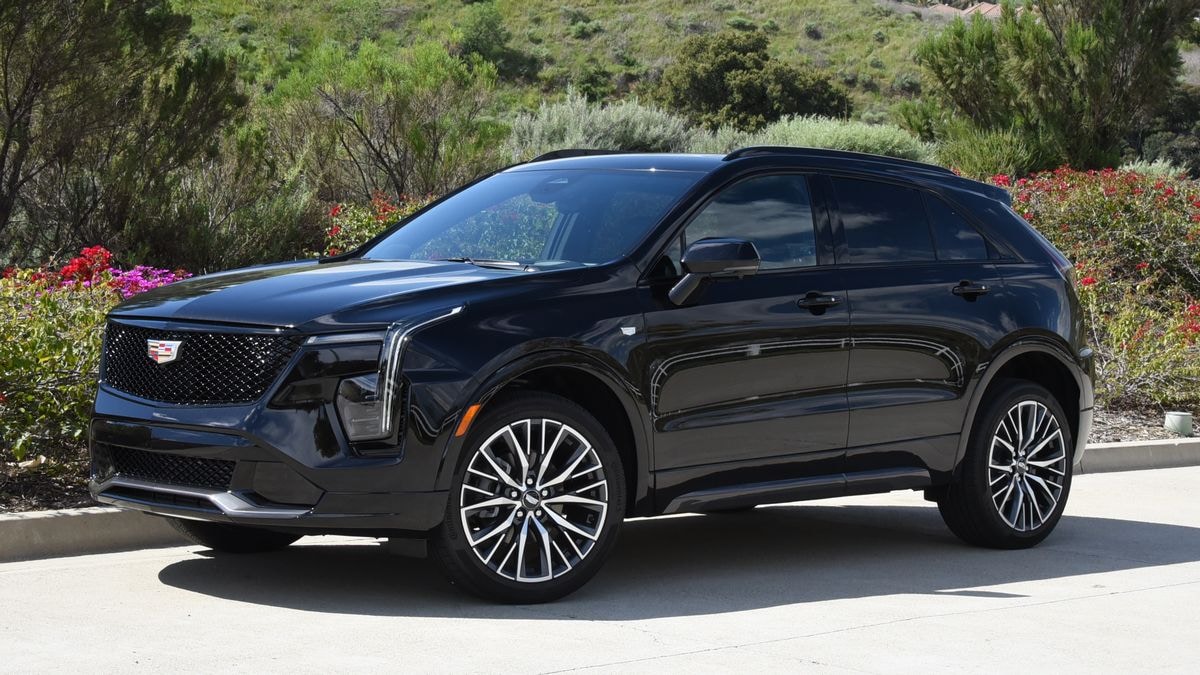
[429,349,655,515]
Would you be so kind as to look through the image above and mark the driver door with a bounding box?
[636,173,850,505]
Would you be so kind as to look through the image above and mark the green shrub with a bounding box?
[690,115,933,162]
[804,22,822,39]
[569,20,604,39]
[654,31,851,131]
[1004,168,1200,408]
[1119,158,1187,178]
[0,248,187,461]
[726,16,757,31]
[937,125,1049,179]
[505,91,697,161]
[0,276,110,462]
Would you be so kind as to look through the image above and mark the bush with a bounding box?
[938,125,1050,179]
[726,16,757,31]
[654,31,851,131]
[1002,168,1200,408]
[569,20,604,39]
[0,248,187,462]
[690,115,934,163]
[505,91,697,161]
[1119,158,1188,179]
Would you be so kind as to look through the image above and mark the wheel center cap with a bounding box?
[522,491,541,508]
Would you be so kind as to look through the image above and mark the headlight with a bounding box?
[335,373,386,441]
[330,305,464,444]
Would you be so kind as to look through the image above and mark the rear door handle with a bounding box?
[797,292,841,313]
[952,281,989,299]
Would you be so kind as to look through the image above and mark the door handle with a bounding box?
[952,280,989,300]
[797,291,841,314]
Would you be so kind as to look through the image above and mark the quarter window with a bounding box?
[925,194,990,261]
[832,178,935,264]
[683,174,817,270]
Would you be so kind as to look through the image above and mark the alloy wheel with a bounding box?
[987,400,1068,532]
[458,418,609,583]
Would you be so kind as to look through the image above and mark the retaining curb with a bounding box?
[3,437,1199,564]
[1078,437,1200,475]
[0,507,183,564]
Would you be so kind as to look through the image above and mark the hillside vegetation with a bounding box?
[177,0,945,115]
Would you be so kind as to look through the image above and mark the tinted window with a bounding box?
[684,174,817,270]
[832,178,934,264]
[925,194,989,261]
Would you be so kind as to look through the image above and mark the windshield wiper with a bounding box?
[436,257,527,270]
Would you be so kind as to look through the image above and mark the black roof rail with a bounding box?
[529,149,626,163]
[722,145,954,175]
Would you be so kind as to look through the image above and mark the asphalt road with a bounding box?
[3,467,1199,673]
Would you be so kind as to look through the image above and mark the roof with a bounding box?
[503,147,1009,203]
[505,153,724,173]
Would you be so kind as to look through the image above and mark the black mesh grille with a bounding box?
[98,444,235,490]
[103,321,301,404]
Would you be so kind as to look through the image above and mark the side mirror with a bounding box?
[668,237,761,306]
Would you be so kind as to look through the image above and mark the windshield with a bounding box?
[362,169,703,265]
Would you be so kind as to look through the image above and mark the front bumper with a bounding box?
[89,405,447,536]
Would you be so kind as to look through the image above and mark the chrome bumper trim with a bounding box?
[93,476,311,520]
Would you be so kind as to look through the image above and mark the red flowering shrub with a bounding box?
[321,192,434,257]
[997,167,1200,408]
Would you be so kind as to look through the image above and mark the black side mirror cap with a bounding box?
[669,238,761,306]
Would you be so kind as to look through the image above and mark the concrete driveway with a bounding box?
[3,466,1199,673]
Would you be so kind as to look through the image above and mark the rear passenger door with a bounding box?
[828,176,1009,480]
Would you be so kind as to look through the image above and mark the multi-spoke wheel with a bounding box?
[987,400,1068,532]
[938,379,1074,549]
[432,393,626,602]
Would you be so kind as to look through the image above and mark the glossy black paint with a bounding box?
[90,148,1094,534]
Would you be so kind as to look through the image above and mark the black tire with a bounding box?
[166,517,301,554]
[431,393,627,603]
[938,379,1074,549]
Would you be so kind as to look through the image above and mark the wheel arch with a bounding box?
[954,339,1092,473]
[434,350,654,517]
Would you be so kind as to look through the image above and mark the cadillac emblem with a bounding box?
[146,339,182,364]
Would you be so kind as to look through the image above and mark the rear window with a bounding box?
[832,178,934,264]
[925,194,990,261]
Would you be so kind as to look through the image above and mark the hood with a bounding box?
[109,259,523,330]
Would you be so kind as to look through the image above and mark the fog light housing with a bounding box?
[336,374,387,441]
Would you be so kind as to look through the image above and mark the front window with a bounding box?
[364,169,703,266]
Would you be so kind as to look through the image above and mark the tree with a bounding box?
[273,41,507,202]
[655,31,851,131]
[0,0,245,266]
[918,0,1200,169]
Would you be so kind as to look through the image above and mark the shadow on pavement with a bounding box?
[156,502,1200,620]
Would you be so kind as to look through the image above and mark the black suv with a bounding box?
[91,147,1093,602]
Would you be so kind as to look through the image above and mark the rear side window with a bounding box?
[831,178,934,264]
[684,174,817,270]
[925,194,989,261]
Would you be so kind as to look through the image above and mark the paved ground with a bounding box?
[3,467,1199,674]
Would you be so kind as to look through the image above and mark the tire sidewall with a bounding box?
[436,393,627,603]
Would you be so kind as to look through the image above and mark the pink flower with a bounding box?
[1136,262,1150,271]
[1080,276,1097,286]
